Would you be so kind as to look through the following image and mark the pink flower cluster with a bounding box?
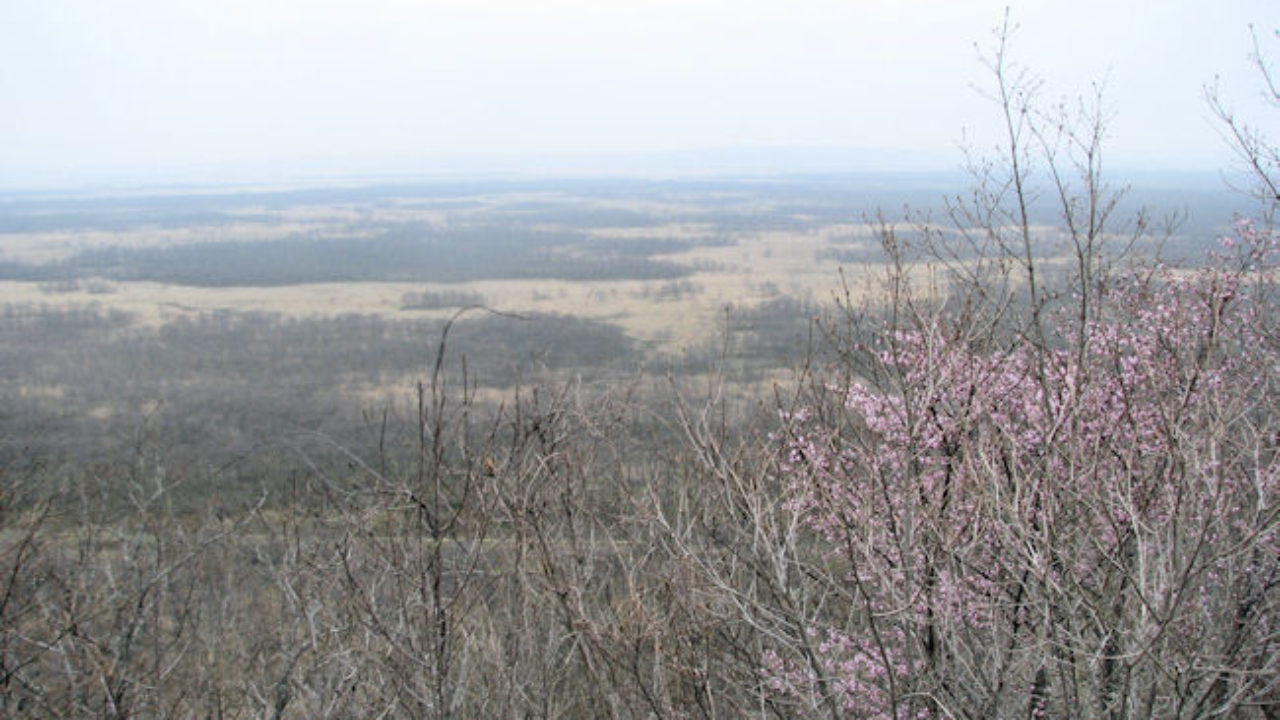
[768,220,1279,717]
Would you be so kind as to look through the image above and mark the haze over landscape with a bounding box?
[3,2,1279,719]
[2,0,1275,186]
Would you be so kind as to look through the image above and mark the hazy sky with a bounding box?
[1,0,1275,185]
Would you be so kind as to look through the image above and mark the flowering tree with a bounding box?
[769,20,1280,720]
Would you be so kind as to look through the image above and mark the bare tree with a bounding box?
[763,15,1280,720]
[1208,25,1280,210]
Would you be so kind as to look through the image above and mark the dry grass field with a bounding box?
[0,185,911,353]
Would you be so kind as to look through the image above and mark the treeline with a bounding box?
[0,225,697,286]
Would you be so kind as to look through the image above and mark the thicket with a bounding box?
[758,23,1279,719]
[1,19,1276,720]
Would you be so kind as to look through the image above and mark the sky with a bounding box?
[1,0,1275,186]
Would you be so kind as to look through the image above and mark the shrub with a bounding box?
[767,19,1280,720]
